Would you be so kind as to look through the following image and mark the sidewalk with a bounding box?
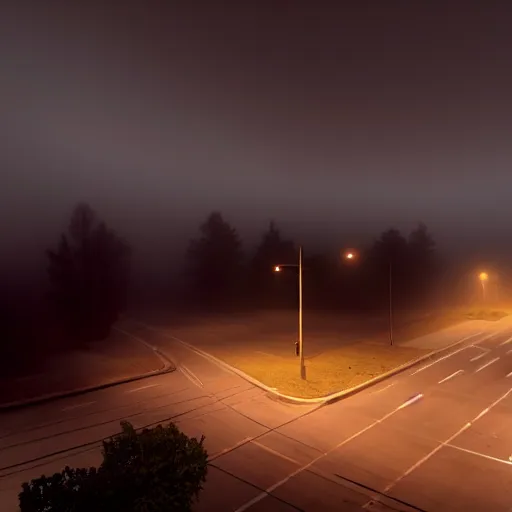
[401,316,505,349]
[0,326,172,407]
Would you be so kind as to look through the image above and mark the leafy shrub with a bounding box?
[19,421,208,512]
[18,466,106,512]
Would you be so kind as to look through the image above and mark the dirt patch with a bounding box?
[0,328,166,405]
[201,342,429,399]
[165,309,461,398]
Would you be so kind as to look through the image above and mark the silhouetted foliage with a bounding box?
[187,212,243,308]
[47,203,131,342]
[407,222,438,304]
[362,224,439,308]
[250,221,296,307]
[0,298,22,375]
[303,252,340,309]
[19,421,208,512]
[365,228,410,308]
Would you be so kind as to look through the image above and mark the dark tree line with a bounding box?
[185,212,440,312]
[38,205,440,348]
[47,203,131,342]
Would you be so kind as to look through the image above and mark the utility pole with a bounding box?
[299,245,305,379]
[389,260,394,346]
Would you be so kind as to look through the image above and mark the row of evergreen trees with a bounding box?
[45,204,440,343]
[184,212,439,310]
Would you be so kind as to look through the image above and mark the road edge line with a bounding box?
[0,326,176,412]
[137,319,491,405]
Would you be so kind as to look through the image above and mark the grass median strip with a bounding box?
[205,343,431,399]
[168,307,508,399]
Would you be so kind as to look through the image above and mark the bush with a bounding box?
[19,421,208,512]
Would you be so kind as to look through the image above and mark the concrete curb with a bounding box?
[0,327,176,413]
[148,323,490,405]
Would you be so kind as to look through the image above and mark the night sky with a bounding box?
[2,2,512,283]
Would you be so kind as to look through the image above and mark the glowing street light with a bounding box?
[342,249,356,261]
[274,266,281,272]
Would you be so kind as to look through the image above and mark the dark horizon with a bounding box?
[3,2,512,290]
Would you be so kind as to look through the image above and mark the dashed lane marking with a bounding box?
[126,384,160,393]
[475,357,500,373]
[233,393,424,512]
[61,401,96,412]
[438,370,464,384]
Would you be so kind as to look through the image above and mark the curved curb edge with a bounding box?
[153,325,488,405]
[0,327,176,413]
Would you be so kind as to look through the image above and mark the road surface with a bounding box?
[0,318,511,511]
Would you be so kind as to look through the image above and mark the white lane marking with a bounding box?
[474,407,490,421]
[233,393,424,512]
[471,344,490,352]
[470,353,488,362]
[209,437,253,461]
[380,425,472,495]
[113,326,157,351]
[251,441,301,465]
[507,349,512,355]
[61,401,96,412]
[506,371,512,378]
[373,383,396,394]
[438,370,464,384]
[410,345,471,376]
[364,386,512,509]
[475,357,500,373]
[127,383,159,393]
[474,329,510,346]
[179,365,204,388]
[446,444,512,466]
[499,336,512,346]
[396,393,424,410]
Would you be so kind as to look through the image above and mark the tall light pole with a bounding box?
[479,272,488,303]
[274,245,305,379]
[389,261,394,346]
[298,245,304,379]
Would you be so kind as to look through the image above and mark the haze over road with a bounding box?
[0,318,511,511]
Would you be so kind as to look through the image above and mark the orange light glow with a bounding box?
[274,266,281,272]
[479,272,488,281]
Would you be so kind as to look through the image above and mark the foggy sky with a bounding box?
[2,2,512,283]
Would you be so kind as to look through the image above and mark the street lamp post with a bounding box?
[298,246,304,379]
[389,261,394,346]
[274,245,305,379]
[479,272,488,303]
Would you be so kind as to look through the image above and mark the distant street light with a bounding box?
[479,271,489,302]
[274,246,305,379]
[342,249,356,261]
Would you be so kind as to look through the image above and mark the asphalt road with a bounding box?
[0,318,511,511]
